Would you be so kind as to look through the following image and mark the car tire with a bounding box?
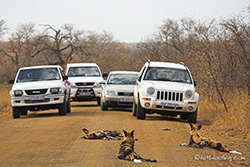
[101,98,108,111]
[59,99,67,115]
[132,99,137,116]
[97,98,101,106]
[136,97,146,119]
[188,109,197,123]
[13,107,20,119]
[67,97,71,113]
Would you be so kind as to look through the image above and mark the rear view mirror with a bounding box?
[9,79,14,84]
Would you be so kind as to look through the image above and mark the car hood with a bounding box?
[68,77,103,84]
[105,84,135,92]
[142,81,194,92]
[12,80,63,90]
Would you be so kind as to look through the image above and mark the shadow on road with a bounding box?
[145,115,190,123]
[21,112,61,119]
[71,104,99,108]
[107,108,132,113]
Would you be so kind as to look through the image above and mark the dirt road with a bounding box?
[0,102,249,167]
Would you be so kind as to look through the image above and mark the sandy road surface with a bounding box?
[0,102,249,167]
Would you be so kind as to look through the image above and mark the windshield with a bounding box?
[67,66,100,77]
[16,68,61,83]
[107,73,138,85]
[144,67,192,84]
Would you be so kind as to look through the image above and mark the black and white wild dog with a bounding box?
[118,130,157,163]
[82,128,122,140]
[179,124,242,155]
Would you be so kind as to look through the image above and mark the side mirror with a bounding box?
[194,80,197,87]
[102,72,108,78]
[9,79,14,84]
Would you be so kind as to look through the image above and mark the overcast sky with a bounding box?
[0,0,249,43]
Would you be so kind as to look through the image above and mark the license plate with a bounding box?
[120,98,132,102]
[161,102,178,107]
[30,95,44,101]
[80,92,92,96]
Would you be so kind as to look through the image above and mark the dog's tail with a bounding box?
[229,150,242,155]
[133,158,157,163]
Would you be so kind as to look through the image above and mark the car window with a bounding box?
[107,74,138,85]
[67,66,100,77]
[143,67,192,84]
[16,68,61,83]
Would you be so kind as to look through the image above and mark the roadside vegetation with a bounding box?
[0,6,249,137]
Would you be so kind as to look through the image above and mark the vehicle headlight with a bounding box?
[185,90,193,99]
[50,87,62,94]
[14,90,23,96]
[147,87,155,96]
[106,91,116,96]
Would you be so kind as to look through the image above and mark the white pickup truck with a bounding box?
[133,61,199,123]
[65,63,104,105]
[9,65,71,118]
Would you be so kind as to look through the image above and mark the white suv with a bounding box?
[9,65,71,118]
[133,61,199,123]
[65,63,104,105]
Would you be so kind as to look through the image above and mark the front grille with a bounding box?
[75,82,95,86]
[24,98,50,103]
[25,89,48,95]
[117,92,133,96]
[156,91,183,102]
[76,88,95,97]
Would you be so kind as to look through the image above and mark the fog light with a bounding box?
[15,100,21,103]
[188,106,194,111]
[144,102,150,107]
[54,98,60,101]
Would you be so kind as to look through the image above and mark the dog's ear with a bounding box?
[82,128,89,134]
[123,130,128,137]
[197,124,202,130]
[189,123,194,129]
[131,130,135,137]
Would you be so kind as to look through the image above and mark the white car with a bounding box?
[100,71,139,111]
[65,63,104,105]
[133,61,199,123]
[9,65,71,118]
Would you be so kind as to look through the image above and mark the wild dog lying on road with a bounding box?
[82,128,122,140]
[118,130,157,163]
[179,124,242,155]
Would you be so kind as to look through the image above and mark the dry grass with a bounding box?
[0,84,12,117]
[199,91,250,138]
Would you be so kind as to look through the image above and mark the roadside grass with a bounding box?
[199,92,250,138]
[0,83,12,116]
